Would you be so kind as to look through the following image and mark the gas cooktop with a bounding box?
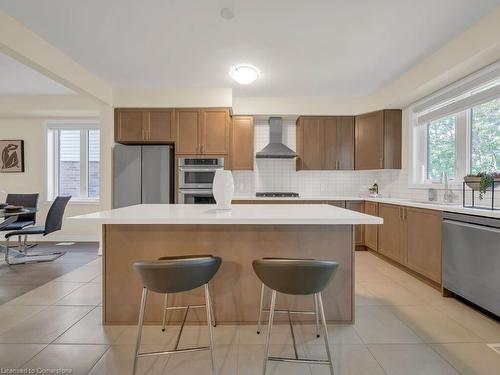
[256,192,300,198]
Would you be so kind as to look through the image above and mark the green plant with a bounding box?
[466,171,500,199]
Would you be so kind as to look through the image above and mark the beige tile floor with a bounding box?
[0,252,499,374]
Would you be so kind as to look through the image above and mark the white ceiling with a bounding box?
[0,53,75,95]
[1,0,499,97]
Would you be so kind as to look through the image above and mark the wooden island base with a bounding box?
[103,224,354,325]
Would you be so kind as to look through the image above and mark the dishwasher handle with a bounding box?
[443,219,500,234]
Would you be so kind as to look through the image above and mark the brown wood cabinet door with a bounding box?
[176,109,200,155]
[364,201,379,250]
[201,109,229,155]
[383,109,402,169]
[355,111,384,170]
[323,117,338,170]
[405,207,442,284]
[378,203,404,263]
[346,201,365,246]
[301,117,324,170]
[147,110,174,142]
[115,109,146,143]
[338,117,355,170]
[230,116,254,170]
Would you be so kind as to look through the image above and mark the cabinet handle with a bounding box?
[398,207,402,220]
[201,144,204,154]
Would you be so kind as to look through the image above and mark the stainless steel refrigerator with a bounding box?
[113,144,174,208]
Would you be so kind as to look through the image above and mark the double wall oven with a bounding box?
[178,157,224,204]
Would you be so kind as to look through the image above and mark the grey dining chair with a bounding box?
[4,196,71,265]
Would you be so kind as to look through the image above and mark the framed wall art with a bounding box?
[0,140,25,173]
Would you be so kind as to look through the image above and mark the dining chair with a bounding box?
[4,196,71,265]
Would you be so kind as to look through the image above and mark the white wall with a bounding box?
[0,96,113,241]
[113,88,232,108]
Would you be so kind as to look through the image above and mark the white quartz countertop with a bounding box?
[69,204,383,225]
[233,195,363,201]
[232,196,500,219]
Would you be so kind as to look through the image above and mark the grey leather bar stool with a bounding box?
[253,258,339,375]
[256,257,321,338]
[133,256,221,375]
[158,254,216,331]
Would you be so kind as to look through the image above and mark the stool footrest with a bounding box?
[262,308,316,315]
[165,304,206,311]
[138,346,210,358]
[268,356,330,365]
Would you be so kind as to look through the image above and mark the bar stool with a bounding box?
[158,254,217,332]
[253,258,339,375]
[256,257,321,338]
[132,256,221,375]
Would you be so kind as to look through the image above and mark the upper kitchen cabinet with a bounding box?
[115,108,175,144]
[201,108,230,155]
[324,116,355,170]
[296,116,355,171]
[229,116,254,170]
[115,109,146,143]
[355,109,402,170]
[176,108,230,155]
[297,117,323,170]
[148,110,175,142]
[175,109,200,154]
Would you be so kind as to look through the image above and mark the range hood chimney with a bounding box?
[255,117,297,159]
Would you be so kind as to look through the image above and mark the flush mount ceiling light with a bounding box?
[229,64,260,85]
[220,7,234,20]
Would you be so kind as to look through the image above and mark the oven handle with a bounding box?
[179,189,214,195]
[179,167,222,172]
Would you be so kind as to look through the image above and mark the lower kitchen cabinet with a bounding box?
[377,203,443,285]
[405,207,442,284]
[346,201,364,247]
[364,201,378,251]
[378,203,405,263]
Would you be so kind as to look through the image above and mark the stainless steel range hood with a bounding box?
[255,117,297,159]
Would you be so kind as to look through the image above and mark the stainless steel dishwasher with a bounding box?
[443,212,500,316]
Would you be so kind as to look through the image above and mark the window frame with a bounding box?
[410,100,499,188]
[45,120,101,203]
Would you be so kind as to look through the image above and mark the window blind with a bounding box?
[414,61,500,125]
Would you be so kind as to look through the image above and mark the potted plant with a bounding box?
[464,171,500,199]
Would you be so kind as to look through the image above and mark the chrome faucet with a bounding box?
[442,172,453,203]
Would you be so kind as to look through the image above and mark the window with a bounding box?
[410,62,500,187]
[470,97,500,174]
[426,115,457,180]
[47,122,100,201]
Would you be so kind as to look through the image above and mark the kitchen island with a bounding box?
[70,204,382,325]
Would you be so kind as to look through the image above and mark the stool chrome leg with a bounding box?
[161,293,168,332]
[204,283,216,375]
[257,283,265,334]
[262,289,276,375]
[317,293,334,375]
[314,294,320,338]
[133,287,148,375]
[209,283,217,327]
